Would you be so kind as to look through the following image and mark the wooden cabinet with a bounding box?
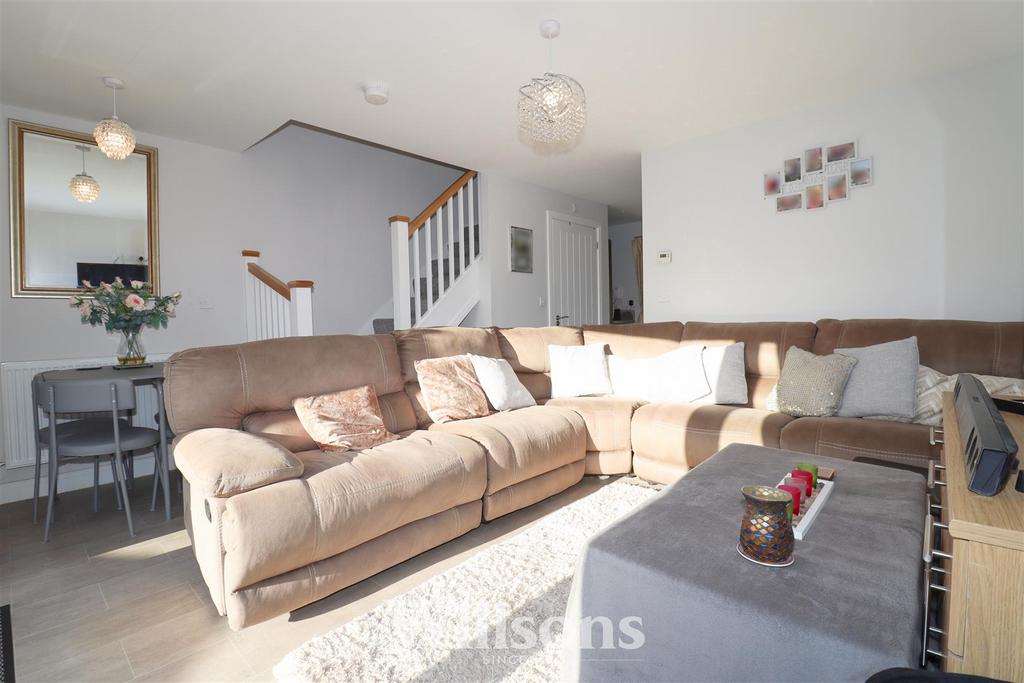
[937,393,1024,681]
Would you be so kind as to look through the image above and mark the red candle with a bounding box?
[791,470,813,497]
[778,484,802,515]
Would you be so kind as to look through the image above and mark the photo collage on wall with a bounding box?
[763,141,873,213]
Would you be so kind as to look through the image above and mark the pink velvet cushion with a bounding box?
[414,355,491,423]
[292,384,400,452]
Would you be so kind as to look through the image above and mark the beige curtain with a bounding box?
[631,236,643,323]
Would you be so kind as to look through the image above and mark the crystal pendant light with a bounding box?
[69,145,100,203]
[517,20,586,147]
[94,77,136,160]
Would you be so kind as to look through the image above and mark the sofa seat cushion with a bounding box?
[779,417,937,470]
[631,403,793,480]
[543,396,645,452]
[429,405,585,494]
[220,430,486,592]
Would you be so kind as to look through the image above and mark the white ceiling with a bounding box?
[2,1,1021,220]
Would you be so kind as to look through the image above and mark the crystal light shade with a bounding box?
[94,116,136,160]
[518,72,586,146]
[69,172,100,203]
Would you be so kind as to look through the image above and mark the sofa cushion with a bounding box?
[220,430,487,592]
[630,403,793,483]
[175,428,305,499]
[779,416,938,469]
[681,321,817,408]
[813,319,1024,379]
[393,327,502,383]
[429,405,585,494]
[582,322,684,358]
[292,384,400,452]
[544,395,645,452]
[835,337,920,419]
[414,355,491,423]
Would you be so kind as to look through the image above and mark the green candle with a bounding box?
[796,463,818,488]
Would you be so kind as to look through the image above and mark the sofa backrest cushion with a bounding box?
[814,319,1024,379]
[164,334,413,438]
[392,326,503,426]
[582,322,684,358]
[495,326,582,400]
[681,321,817,408]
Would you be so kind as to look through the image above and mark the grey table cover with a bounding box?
[563,444,926,682]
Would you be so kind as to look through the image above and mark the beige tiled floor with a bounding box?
[2,473,615,682]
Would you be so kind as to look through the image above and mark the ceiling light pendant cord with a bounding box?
[81,148,87,173]
[112,87,118,119]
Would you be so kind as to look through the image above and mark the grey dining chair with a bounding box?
[37,377,162,542]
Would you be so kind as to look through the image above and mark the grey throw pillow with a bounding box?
[777,347,857,417]
[835,337,919,419]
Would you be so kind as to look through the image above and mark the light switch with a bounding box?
[538,296,545,308]
[198,296,214,310]
[657,250,673,264]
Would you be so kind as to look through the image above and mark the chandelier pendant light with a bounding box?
[94,76,137,160]
[517,20,586,147]
[69,144,100,203]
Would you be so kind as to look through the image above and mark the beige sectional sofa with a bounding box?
[164,318,1023,629]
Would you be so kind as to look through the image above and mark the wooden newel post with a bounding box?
[389,216,412,330]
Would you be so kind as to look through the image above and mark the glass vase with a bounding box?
[117,328,147,366]
[737,485,795,567]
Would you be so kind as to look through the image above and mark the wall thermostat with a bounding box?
[657,250,672,264]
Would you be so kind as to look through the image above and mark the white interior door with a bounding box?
[547,214,601,327]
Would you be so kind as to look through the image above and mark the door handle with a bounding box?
[554,314,570,326]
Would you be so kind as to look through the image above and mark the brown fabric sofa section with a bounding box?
[221,430,486,592]
[582,321,684,357]
[429,405,585,503]
[814,319,1024,378]
[496,326,582,373]
[681,321,817,408]
[226,500,482,630]
[483,460,585,520]
[165,334,410,435]
[544,396,644,474]
[631,403,793,483]
[174,428,304,498]
[780,417,939,469]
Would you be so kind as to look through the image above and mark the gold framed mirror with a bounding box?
[8,119,159,298]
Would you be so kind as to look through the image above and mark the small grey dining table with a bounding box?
[38,362,172,520]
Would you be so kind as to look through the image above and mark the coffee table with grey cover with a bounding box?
[563,444,926,682]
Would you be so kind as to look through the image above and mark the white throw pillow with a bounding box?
[467,354,536,411]
[695,342,748,405]
[549,344,613,398]
[608,345,709,402]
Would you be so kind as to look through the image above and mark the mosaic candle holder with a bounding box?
[737,486,795,567]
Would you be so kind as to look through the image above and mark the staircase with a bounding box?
[380,170,482,331]
[241,249,314,341]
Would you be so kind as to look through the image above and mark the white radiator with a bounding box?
[0,354,170,469]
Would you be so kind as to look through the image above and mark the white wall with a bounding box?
[0,107,462,364]
[642,57,1024,323]
[609,221,642,319]
[473,172,609,328]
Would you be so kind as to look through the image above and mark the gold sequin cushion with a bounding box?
[414,354,491,423]
[293,384,400,452]
[776,346,858,418]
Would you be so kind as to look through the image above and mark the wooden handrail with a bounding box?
[406,170,477,237]
[241,249,261,257]
[247,263,291,300]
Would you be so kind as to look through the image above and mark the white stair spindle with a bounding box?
[456,187,466,269]
[424,215,433,307]
[467,176,476,261]
[446,195,455,287]
[436,208,444,296]
[412,224,422,320]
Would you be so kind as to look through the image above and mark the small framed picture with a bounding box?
[776,193,802,212]
[784,157,801,183]
[804,146,823,174]
[510,226,533,273]
[826,141,857,163]
[764,171,782,196]
[805,183,825,210]
[827,174,849,202]
[849,157,873,187]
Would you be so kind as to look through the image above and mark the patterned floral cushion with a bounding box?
[414,355,491,423]
[292,384,400,452]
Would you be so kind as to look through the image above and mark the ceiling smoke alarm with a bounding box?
[363,82,389,105]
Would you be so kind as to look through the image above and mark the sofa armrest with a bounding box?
[174,428,304,498]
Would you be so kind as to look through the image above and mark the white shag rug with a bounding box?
[274,479,658,683]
